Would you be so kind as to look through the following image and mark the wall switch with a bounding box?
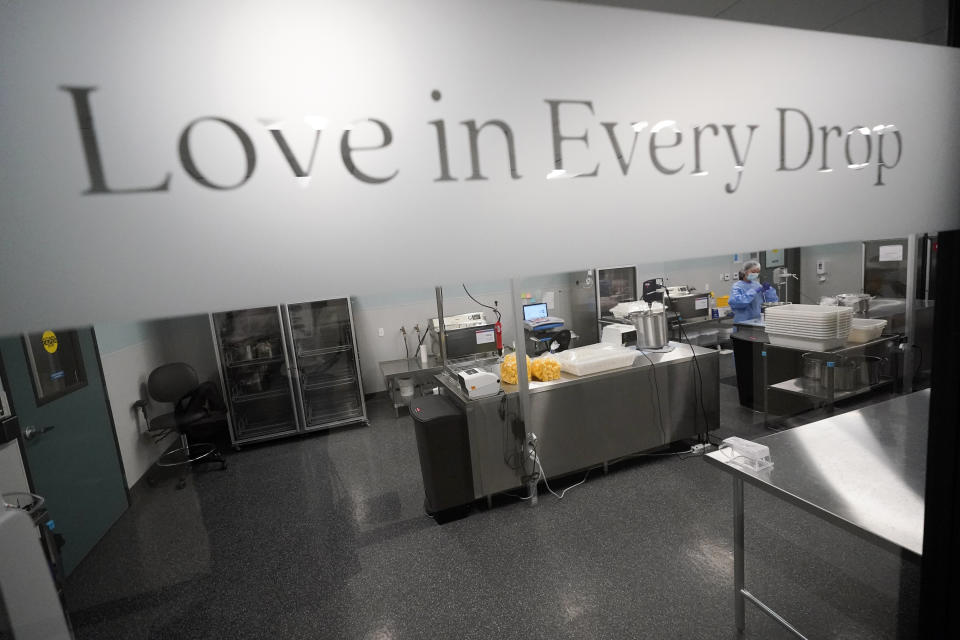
[378,328,384,337]
[816,259,827,275]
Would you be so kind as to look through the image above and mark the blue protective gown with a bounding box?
[729,279,779,323]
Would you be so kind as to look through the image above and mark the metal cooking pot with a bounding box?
[629,309,669,350]
[860,356,883,386]
[802,354,884,390]
[832,359,863,391]
[801,352,827,381]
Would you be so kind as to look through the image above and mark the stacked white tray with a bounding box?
[764,304,853,351]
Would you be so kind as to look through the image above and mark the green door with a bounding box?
[0,328,128,575]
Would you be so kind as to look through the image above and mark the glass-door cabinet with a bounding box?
[284,299,365,430]
[212,305,299,446]
[211,298,367,448]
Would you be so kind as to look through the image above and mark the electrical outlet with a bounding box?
[378,328,384,337]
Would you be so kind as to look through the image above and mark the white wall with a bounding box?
[95,321,175,487]
[800,242,864,302]
[0,441,31,495]
[156,315,219,384]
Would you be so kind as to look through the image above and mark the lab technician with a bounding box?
[729,260,779,323]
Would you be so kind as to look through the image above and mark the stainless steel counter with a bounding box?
[437,343,720,500]
[706,389,928,637]
[438,342,717,402]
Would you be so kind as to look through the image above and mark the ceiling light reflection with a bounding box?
[304,115,329,131]
[651,120,678,133]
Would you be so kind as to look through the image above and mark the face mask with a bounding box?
[747,273,760,282]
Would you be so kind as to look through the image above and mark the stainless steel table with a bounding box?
[379,356,444,417]
[705,390,928,639]
[438,342,720,501]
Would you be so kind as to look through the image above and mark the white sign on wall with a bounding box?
[1,0,959,334]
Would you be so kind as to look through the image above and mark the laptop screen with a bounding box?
[523,303,548,321]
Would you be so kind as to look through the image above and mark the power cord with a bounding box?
[637,350,668,443]
[662,285,717,446]
[533,449,590,500]
[462,283,502,324]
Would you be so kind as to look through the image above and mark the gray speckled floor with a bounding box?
[64,354,918,639]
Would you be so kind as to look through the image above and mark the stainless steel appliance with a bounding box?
[666,290,712,321]
[211,298,367,447]
[601,323,637,347]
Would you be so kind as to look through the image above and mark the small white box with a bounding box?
[719,437,773,471]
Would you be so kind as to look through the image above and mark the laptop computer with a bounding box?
[522,302,564,331]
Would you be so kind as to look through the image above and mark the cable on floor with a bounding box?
[533,450,590,500]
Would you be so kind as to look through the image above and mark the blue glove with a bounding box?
[760,283,772,293]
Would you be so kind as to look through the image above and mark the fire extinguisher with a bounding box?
[494,317,503,356]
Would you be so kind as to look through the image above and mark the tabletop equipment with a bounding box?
[456,368,500,399]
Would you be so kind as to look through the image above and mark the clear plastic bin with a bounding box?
[847,318,887,343]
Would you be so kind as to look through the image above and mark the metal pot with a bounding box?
[860,356,883,386]
[801,352,827,381]
[832,359,863,391]
[629,309,669,350]
[802,354,884,390]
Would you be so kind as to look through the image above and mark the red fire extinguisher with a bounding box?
[494,318,503,355]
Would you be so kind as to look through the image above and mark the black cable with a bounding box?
[462,283,502,323]
[402,329,410,360]
[638,351,668,443]
[911,344,923,379]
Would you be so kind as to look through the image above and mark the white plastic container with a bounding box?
[554,344,638,376]
[397,378,415,404]
[766,333,848,351]
[847,318,887,343]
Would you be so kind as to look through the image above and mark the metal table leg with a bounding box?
[734,477,745,632]
[732,475,810,639]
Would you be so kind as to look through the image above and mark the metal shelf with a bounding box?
[226,355,284,368]
[770,376,894,402]
[297,344,353,358]
[231,388,290,403]
[301,375,357,391]
[306,406,364,429]
[236,419,296,437]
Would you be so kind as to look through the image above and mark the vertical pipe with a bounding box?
[435,286,447,365]
[734,477,745,631]
[510,278,535,504]
[904,234,918,392]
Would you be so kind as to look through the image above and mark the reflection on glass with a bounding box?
[213,306,298,441]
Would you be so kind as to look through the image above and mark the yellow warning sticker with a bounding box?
[41,330,58,354]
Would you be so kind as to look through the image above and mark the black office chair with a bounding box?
[133,362,228,489]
